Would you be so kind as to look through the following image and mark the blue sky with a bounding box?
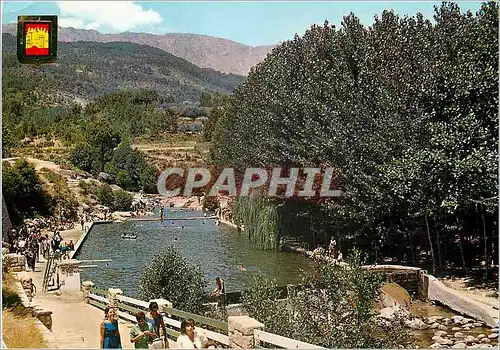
[2,1,484,46]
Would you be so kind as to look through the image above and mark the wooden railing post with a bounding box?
[81,281,94,304]
[108,288,123,309]
[228,316,264,348]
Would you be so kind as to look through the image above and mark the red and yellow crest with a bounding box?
[17,16,57,64]
[25,23,50,56]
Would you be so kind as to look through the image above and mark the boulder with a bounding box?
[437,338,454,345]
[430,343,443,349]
[431,322,440,329]
[436,331,448,337]
[428,316,445,323]
[491,328,499,334]
[380,307,396,320]
[452,343,467,348]
[438,325,449,331]
[477,334,486,339]
[452,316,465,322]
[480,338,491,344]
[405,318,429,330]
[97,172,113,183]
[454,332,465,338]
[452,327,462,331]
[464,336,477,344]
[487,334,498,339]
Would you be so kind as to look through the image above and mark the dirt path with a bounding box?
[19,257,137,349]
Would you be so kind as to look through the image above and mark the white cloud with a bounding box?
[56,1,163,32]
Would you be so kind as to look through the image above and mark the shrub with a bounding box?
[2,288,21,308]
[96,183,115,208]
[113,190,133,211]
[137,247,207,314]
[2,158,53,225]
[242,250,411,348]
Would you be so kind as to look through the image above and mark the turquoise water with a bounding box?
[76,209,317,297]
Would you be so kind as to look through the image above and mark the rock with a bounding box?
[473,322,483,328]
[462,318,474,324]
[477,334,486,339]
[468,344,492,348]
[431,322,440,329]
[452,343,467,348]
[454,332,465,338]
[463,327,471,331]
[491,328,499,334]
[436,331,448,337]
[437,338,454,345]
[452,327,462,331]
[433,336,444,341]
[452,316,465,322]
[439,325,449,331]
[480,337,491,343]
[464,336,477,343]
[429,316,445,323]
[380,307,397,320]
[405,318,429,330]
[444,318,453,325]
[97,172,113,182]
[430,343,443,349]
[487,334,498,339]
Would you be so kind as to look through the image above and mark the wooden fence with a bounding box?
[88,287,230,346]
[87,287,325,349]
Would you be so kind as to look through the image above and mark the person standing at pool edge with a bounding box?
[101,306,122,348]
[146,301,169,348]
[130,311,157,348]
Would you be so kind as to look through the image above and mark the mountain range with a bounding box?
[2,32,245,104]
[2,24,275,76]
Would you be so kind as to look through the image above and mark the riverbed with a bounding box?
[75,209,317,297]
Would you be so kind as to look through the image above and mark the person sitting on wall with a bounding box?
[146,302,169,348]
[130,311,157,349]
[210,277,226,306]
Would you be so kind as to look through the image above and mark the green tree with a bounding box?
[2,159,53,225]
[113,190,133,211]
[137,247,207,314]
[242,251,410,348]
[96,183,115,209]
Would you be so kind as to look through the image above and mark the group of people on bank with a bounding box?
[101,302,217,349]
[4,225,75,271]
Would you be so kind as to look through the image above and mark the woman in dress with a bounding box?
[100,306,122,348]
[176,319,207,349]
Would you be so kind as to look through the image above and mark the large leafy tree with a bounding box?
[210,2,498,269]
[137,247,207,314]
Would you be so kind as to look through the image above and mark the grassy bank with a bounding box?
[2,273,47,348]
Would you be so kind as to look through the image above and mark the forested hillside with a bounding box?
[2,33,244,104]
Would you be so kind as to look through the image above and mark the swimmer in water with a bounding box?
[239,265,246,271]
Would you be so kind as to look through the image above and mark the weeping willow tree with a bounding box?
[233,196,280,251]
